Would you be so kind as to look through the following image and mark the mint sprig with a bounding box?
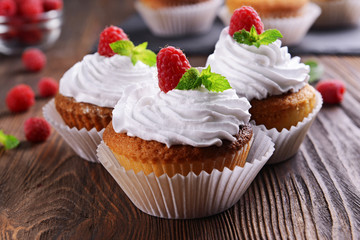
[110,40,156,67]
[0,130,19,150]
[175,66,231,92]
[233,26,283,48]
[305,60,324,84]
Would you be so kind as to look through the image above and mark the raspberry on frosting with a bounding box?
[157,46,191,93]
[229,6,264,36]
[98,26,129,57]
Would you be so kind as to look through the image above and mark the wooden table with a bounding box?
[1,0,360,239]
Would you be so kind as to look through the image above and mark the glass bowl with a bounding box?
[0,9,63,55]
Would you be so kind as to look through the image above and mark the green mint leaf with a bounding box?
[132,49,157,67]
[200,66,231,92]
[133,42,148,53]
[0,130,19,150]
[175,68,201,90]
[110,40,134,57]
[233,26,282,48]
[233,29,257,46]
[111,40,156,67]
[305,60,324,84]
[258,29,283,46]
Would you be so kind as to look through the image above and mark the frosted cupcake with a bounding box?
[207,7,322,163]
[219,1,321,45]
[135,0,222,36]
[311,0,360,28]
[97,46,275,218]
[43,26,156,163]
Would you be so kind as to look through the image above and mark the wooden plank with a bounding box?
[0,0,359,239]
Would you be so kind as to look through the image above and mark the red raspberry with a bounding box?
[22,48,46,72]
[6,84,35,113]
[316,79,346,104]
[0,0,17,16]
[18,0,43,17]
[229,6,264,36]
[19,29,43,44]
[24,117,51,143]
[98,26,129,57]
[38,77,58,97]
[157,46,191,93]
[43,0,63,11]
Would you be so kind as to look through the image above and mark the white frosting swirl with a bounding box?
[59,53,156,108]
[112,83,251,147]
[206,27,310,101]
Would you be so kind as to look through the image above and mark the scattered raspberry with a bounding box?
[157,46,191,93]
[6,84,35,113]
[43,0,63,11]
[316,79,346,104]
[24,117,51,143]
[98,26,129,57]
[0,0,17,16]
[18,0,43,17]
[38,77,58,97]
[229,6,264,36]
[22,48,46,72]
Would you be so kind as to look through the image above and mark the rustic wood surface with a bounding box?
[1,0,360,239]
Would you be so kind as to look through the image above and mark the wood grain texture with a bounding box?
[1,0,360,239]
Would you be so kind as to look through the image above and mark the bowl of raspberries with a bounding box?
[0,0,63,55]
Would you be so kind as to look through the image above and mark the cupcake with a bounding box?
[311,0,360,28]
[43,26,156,163]
[135,0,222,37]
[97,46,275,218]
[219,1,321,45]
[207,7,323,163]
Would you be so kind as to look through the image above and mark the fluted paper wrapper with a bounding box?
[219,3,321,46]
[135,0,222,37]
[43,99,103,163]
[255,90,323,165]
[312,0,360,28]
[97,127,274,219]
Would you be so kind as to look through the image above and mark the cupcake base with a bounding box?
[135,0,222,37]
[255,89,323,164]
[219,3,321,46]
[112,135,253,177]
[43,99,103,163]
[97,127,274,219]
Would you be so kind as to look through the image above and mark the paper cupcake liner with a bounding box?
[312,0,360,28]
[135,0,222,37]
[254,90,323,165]
[97,127,274,219]
[111,135,254,177]
[43,99,103,163]
[218,3,321,46]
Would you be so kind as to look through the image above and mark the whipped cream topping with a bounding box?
[206,27,310,101]
[112,83,251,147]
[59,53,156,108]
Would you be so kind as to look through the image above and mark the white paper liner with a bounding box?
[218,3,321,46]
[97,127,274,219]
[43,99,104,163]
[312,0,360,28]
[135,0,222,37]
[254,90,323,165]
